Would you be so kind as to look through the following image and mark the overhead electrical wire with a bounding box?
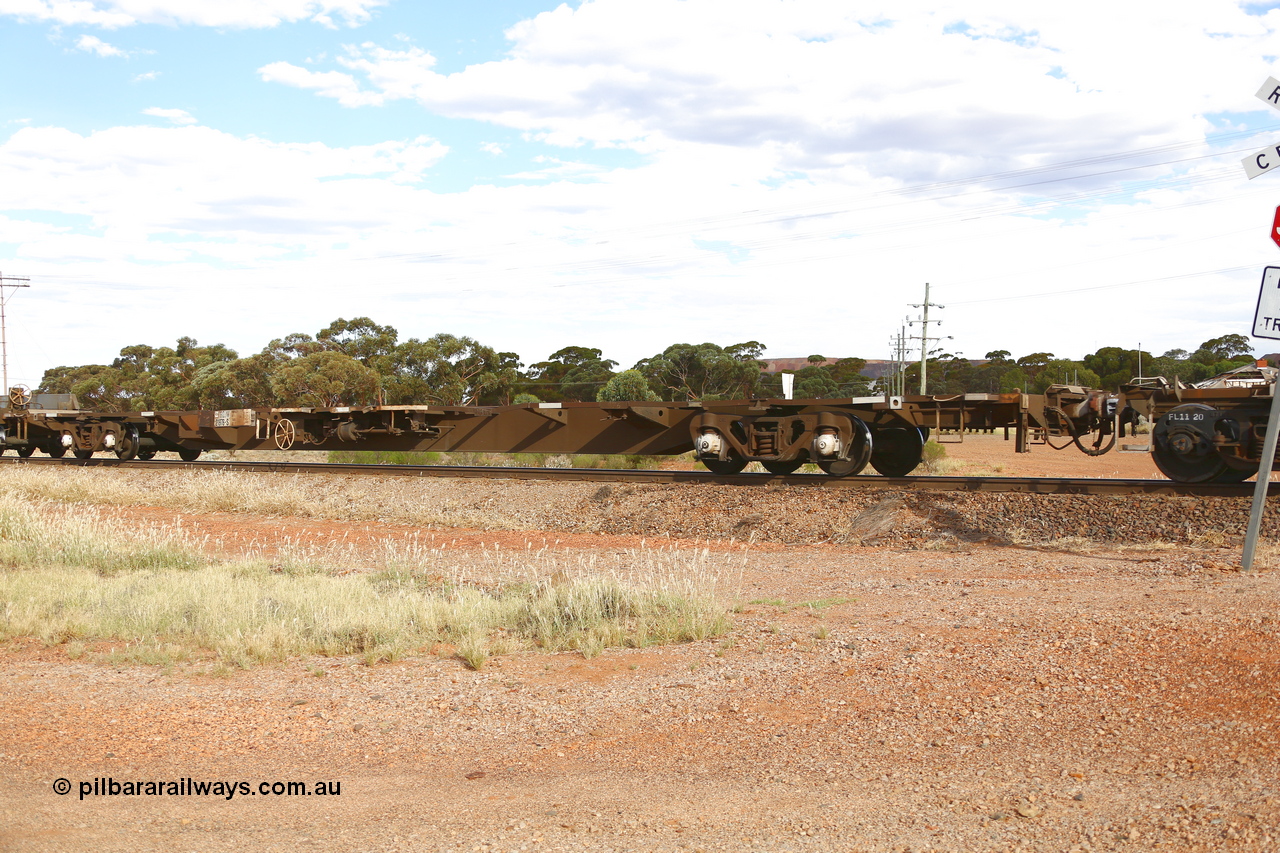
[338,127,1279,295]
[34,124,1280,300]
[362,124,1278,267]
[947,264,1262,304]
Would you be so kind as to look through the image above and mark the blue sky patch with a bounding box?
[692,238,750,264]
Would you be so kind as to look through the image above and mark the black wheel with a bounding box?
[72,448,93,459]
[16,446,34,458]
[761,459,805,475]
[45,445,66,458]
[702,451,748,475]
[178,448,201,462]
[816,417,872,477]
[1151,403,1229,484]
[114,426,140,461]
[870,427,925,477]
[1214,466,1255,483]
[137,448,157,460]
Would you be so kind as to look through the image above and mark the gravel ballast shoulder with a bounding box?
[0,459,1277,852]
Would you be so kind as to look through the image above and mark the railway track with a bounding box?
[1,455,1272,497]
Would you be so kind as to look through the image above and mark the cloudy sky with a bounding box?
[4,0,1280,389]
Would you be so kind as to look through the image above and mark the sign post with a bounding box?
[1243,264,1280,570]
[1237,74,1280,568]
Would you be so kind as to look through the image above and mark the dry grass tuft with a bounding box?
[0,464,514,530]
[0,488,737,668]
[840,497,904,543]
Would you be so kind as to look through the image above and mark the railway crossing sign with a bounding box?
[1244,142,1280,179]
[1258,75,1280,109]
[1253,266,1280,339]
[1243,77,1280,179]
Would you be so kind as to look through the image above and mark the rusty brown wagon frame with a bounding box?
[0,385,1116,479]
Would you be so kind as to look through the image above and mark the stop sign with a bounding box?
[1272,206,1280,249]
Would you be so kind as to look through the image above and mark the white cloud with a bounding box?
[132,70,158,82]
[261,0,1280,183]
[0,115,1269,377]
[258,42,440,106]
[74,34,125,57]
[0,124,450,243]
[5,1,1280,381]
[142,107,196,125]
[0,0,387,29]
[258,61,386,107]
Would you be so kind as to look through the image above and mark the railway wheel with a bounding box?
[136,448,157,460]
[178,448,202,462]
[1151,403,1228,483]
[273,419,296,451]
[870,427,925,477]
[1214,465,1255,483]
[114,426,140,461]
[702,451,748,475]
[45,445,66,458]
[761,459,805,475]
[16,446,34,458]
[816,418,873,477]
[72,448,93,459]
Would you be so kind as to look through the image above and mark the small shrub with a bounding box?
[457,636,489,671]
[920,440,948,473]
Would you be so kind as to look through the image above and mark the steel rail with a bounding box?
[0,455,1271,497]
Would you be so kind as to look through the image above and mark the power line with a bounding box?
[0,271,31,396]
[355,126,1279,273]
[946,264,1260,305]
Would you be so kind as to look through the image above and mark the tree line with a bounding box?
[36,318,1260,412]
[912,334,1258,396]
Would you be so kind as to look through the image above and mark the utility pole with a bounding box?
[885,334,896,396]
[894,327,903,396]
[897,321,909,396]
[886,328,903,397]
[909,282,948,395]
[0,272,30,397]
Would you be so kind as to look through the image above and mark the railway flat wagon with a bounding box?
[0,386,1111,478]
[1122,365,1280,484]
